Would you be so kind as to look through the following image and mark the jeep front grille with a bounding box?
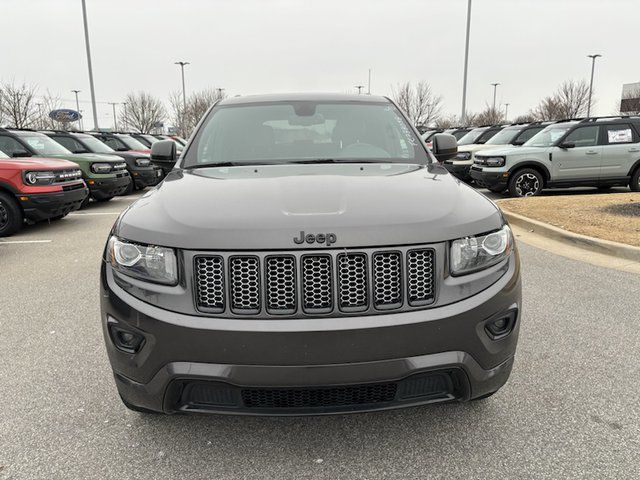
[194,246,436,317]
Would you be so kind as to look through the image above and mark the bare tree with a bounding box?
[472,104,505,126]
[434,115,459,129]
[119,92,166,133]
[512,113,536,123]
[170,87,227,137]
[33,91,64,130]
[0,80,39,128]
[392,81,443,127]
[531,80,591,121]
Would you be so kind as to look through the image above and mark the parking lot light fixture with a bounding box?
[71,90,82,129]
[491,83,500,111]
[81,0,98,130]
[461,0,472,124]
[587,54,602,117]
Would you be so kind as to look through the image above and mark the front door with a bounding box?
[551,125,601,182]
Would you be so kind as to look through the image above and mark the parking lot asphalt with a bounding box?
[1,190,639,480]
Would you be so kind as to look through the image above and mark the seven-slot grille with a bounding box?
[194,248,435,316]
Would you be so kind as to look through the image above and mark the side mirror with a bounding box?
[512,139,525,146]
[431,133,458,161]
[559,141,575,149]
[12,151,31,158]
[151,139,177,162]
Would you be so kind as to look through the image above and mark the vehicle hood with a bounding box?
[116,163,504,249]
[0,157,80,170]
[457,143,508,153]
[50,153,125,163]
[474,146,549,157]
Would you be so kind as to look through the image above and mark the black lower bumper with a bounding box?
[443,163,472,182]
[130,167,163,189]
[101,254,521,415]
[89,174,131,200]
[470,167,509,191]
[21,185,88,222]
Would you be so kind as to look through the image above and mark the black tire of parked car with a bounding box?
[508,168,544,197]
[95,196,114,202]
[630,168,640,192]
[488,186,506,193]
[0,191,23,237]
[80,196,90,209]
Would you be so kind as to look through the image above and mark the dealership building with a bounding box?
[620,82,640,113]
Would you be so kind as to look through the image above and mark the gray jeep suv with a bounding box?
[471,116,640,196]
[101,93,521,415]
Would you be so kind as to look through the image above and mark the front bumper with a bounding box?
[20,184,88,222]
[443,162,472,182]
[470,166,509,190]
[88,173,131,199]
[129,167,163,189]
[101,253,521,415]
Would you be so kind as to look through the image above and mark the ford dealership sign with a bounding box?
[49,109,82,123]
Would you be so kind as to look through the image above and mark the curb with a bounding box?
[501,208,640,263]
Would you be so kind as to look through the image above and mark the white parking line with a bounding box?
[0,239,52,245]
[68,212,121,216]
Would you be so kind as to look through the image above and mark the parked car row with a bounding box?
[421,116,640,197]
[0,127,184,236]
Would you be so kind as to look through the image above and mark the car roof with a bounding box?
[218,93,390,106]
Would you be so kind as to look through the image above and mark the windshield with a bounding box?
[452,130,470,140]
[117,135,148,150]
[140,134,159,145]
[0,150,8,159]
[485,127,520,145]
[20,134,72,155]
[524,124,575,147]
[184,101,428,167]
[457,128,487,146]
[77,135,115,153]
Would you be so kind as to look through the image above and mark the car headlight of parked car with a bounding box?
[455,152,472,160]
[450,225,513,275]
[24,171,56,185]
[91,162,112,173]
[475,156,505,167]
[135,158,151,167]
[108,236,178,285]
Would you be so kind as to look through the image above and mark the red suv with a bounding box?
[0,150,88,236]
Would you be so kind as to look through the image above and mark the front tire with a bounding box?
[0,192,23,237]
[508,168,543,197]
[630,168,640,192]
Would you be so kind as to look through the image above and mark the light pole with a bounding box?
[216,87,225,97]
[108,102,119,131]
[504,103,510,121]
[490,83,500,111]
[460,0,472,124]
[81,0,98,130]
[367,68,371,95]
[175,61,189,112]
[587,54,602,117]
[355,85,365,94]
[71,90,83,129]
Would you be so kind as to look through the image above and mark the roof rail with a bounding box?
[578,115,636,123]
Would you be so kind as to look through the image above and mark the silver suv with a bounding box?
[470,117,640,196]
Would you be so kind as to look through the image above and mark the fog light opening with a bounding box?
[485,310,517,340]
[108,322,145,353]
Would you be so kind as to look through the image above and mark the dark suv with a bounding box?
[101,93,521,415]
[43,131,162,193]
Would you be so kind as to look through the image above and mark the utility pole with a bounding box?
[587,54,602,117]
[491,83,500,110]
[355,85,365,94]
[504,102,510,121]
[460,0,472,124]
[175,61,189,112]
[71,90,83,129]
[108,102,118,131]
[367,68,371,95]
[81,0,98,130]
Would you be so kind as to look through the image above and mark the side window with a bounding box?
[52,136,84,152]
[564,126,599,148]
[103,137,125,150]
[515,127,543,144]
[603,124,636,145]
[0,136,30,156]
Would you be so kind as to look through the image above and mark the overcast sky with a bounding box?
[3,0,639,129]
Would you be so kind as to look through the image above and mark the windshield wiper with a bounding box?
[184,162,248,169]
[289,158,390,164]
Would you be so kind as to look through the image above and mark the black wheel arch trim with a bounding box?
[627,158,640,177]
[0,180,19,195]
[508,162,550,182]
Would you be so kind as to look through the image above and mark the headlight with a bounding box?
[108,236,178,285]
[113,162,127,170]
[24,171,56,185]
[475,156,505,167]
[135,158,151,167]
[450,225,513,275]
[91,163,112,173]
[455,152,472,160]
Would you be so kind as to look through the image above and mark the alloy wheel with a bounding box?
[514,173,540,197]
[0,201,8,230]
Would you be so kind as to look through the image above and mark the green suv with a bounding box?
[470,117,640,197]
[0,129,131,205]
